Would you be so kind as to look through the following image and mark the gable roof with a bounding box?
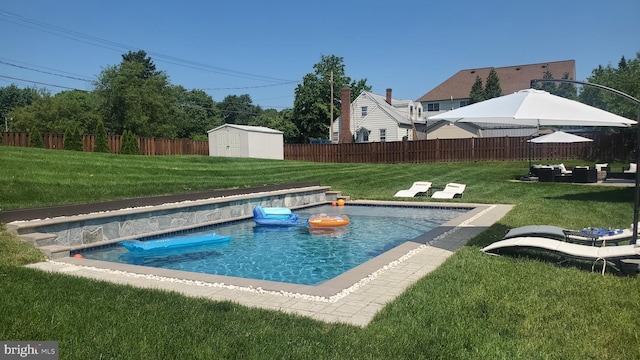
[207,123,283,134]
[355,91,420,126]
[416,60,576,102]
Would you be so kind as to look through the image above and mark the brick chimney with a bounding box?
[386,88,392,105]
[339,87,352,143]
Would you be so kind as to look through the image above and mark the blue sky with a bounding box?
[1,1,638,110]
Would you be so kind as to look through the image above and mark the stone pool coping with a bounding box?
[26,200,513,327]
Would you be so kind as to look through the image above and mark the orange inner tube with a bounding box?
[308,214,350,228]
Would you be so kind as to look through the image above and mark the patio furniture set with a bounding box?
[528,163,636,183]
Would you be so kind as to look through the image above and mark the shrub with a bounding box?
[29,127,44,148]
[94,119,110,153]
[120,130,139,155]
[64,126,83,151]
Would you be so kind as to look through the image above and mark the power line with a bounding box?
[201,81,299,91]
[0,59,93,82]
[0,10,299,84]
[0,74,83,90]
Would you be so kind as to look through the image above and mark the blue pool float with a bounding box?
[253,205,300,226]
[119,233,231,252]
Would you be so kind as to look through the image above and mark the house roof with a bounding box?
[207,123,283,134]
[357,91,420,126]
[416,60,576,102]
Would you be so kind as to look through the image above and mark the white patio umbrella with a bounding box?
[428,88,639,244]
[526,131,593,169]
[428,89,636,127]
[528,131,594,144]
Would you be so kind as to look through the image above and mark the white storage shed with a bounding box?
[207,124,284,160]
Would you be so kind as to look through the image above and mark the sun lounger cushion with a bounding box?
[503,225,566,240]
[504,224,637,245]
[624,163,637,173]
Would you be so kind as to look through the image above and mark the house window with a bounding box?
[427,103,440,111]
[410,105,414,117]
[418,107,422,118]
[356,128,369,143]
[380,129,386,142]
[361,106,368,117]
[460,100,469,107]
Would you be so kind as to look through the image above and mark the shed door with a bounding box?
[216,129,241,157]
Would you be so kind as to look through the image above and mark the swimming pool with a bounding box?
[80,204,466,285]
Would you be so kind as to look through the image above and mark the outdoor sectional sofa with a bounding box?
[529,164,597,183]
[606,163,637,180]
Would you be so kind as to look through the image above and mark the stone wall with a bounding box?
[8,186,333,256]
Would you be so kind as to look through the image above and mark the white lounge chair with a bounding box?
[503,224,638,246]
[481,236,640,274]
[431,183,466,199]
[394,181,432,198]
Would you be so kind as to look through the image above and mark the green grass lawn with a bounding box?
[1,146,638,359]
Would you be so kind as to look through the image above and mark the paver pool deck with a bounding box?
[26,201,513,327]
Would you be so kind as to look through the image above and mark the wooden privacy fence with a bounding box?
[1,132,209,156]
[2,131,635,163]
[284,132,635,164]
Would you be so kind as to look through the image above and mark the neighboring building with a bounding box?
[334,88,425,143]
[418,60,576,139]
[207,124,283,160]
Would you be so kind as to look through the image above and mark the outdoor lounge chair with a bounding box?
[431,183,466,199]
[393,181,432,197]
[481,236,640,274]
[503,224,638,246]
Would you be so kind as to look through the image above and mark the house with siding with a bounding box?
[334,89,425,143]
[418,60,576,139]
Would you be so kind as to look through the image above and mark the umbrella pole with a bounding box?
[528,142,532,172]
[634,108,640,245]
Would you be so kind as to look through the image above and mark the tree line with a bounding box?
[1,51,638,146]
[0,52,369,145]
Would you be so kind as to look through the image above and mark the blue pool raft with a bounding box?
[119,233,231,252]
[253,205,301,226]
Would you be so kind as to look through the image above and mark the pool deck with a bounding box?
[26,200,513,327]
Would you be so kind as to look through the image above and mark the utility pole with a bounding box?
[329,71,334,143]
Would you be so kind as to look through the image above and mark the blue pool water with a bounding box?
[80,204,466,285]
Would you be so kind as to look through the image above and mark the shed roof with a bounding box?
[207,123,283,134]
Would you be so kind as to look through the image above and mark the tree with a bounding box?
[94,119,110,153]
[171,86,222,140]
[120,130,139,155]
[292,55,371,143]
[7,89,100,135]
[468,76,484,104]
[94,51,176,138]
[0,84,40,130]
[121,50,159,79]
[539,70,558,94]
[554,72,578,100]
[218,94,259,125]
[29,127,43,148]
[64,125,83,151]
[249,108,299,143]
[579,52,640,120]
[483,68,503,99]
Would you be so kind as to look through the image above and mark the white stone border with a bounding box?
[43,205,496,303]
